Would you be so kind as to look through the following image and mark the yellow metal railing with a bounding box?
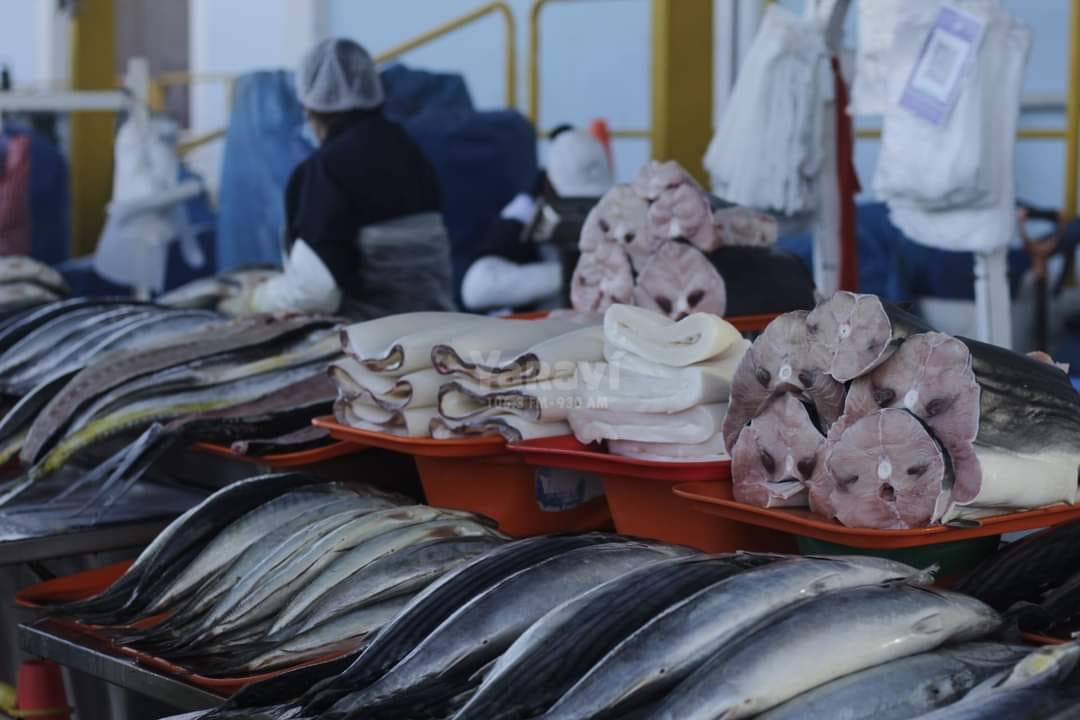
[166,2,516,157]
[376,1,516,107]
[529,0,652,141]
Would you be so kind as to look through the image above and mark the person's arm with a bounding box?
[250,238,342,314]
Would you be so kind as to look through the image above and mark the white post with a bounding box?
[287,0,329,68]
[973,248,1013,348]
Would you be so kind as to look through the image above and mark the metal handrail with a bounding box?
[529,0,650,141]
[375,1,516,108]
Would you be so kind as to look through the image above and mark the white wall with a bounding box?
[0,0,40,86]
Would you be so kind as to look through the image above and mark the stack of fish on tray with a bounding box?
[725,290,1080,528]
[570,159,815,320]
[330,311,604,441]
[0,257,70,315]
[78,517,1074,720]
[46,472,507,677]
[0,298,344,513]
[566,304,747,462]
[957,519,1080,640]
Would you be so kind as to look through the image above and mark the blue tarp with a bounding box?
[214,64,537,283]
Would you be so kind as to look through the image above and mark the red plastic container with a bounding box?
[16,661,70,720]
[192,440,361,468]
[673,481,1080,549]
[314,418,611,537]
[508,436,794,553]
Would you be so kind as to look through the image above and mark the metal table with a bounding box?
[18,620,224,711]
[0,519,171,568]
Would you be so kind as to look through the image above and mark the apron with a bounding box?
[339,212,457,320]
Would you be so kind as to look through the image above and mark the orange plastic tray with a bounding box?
[507,435,731,483]
[17,562,347,694]
[507,436,792,553]
[673,481,1080,549]
[313,417,506,457]
[192,440,361,468]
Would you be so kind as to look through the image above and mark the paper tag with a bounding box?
[899,5,986,126]
[534,467,605,512]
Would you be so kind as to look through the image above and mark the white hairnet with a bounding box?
[297,37,385,112]
[547,129,614,198]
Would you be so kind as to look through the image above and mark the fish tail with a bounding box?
[72,424,175,518]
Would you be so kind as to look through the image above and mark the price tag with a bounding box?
[899,5,987,126]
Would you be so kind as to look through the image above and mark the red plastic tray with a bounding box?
[673,481,1080,549]
[192,440,361,468]
[1023,632,1068,646]
[313,416,507,457]
[17,562,347,694]
[727,313,779,333]
[507,435,730,483]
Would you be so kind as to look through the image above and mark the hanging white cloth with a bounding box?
[94,117,203,293]
[873,1,1031,254]
[704,4,830,217]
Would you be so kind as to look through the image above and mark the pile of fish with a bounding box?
[49,472,507,676]
[0,299,343,511]
[0,257,70,315]
[567,304,747,461]
[332,310,602,441]
[726,290,1080,528]
[570,160,815,319]
[957,519,1080,638]
[186,541,1080,720]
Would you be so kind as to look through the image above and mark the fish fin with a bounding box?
[912,611,946,635]
[73,424,175,519]
[51,449,126,502]
[467,656,500,686]
[0,471,36,507]
[911,563,940,586]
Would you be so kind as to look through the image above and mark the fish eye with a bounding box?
[797,457,817,477]
[599,219,611,233]
[655,296,673,314]
[625,232,636,244]
[687,290,705,307]
[760,451,776,474]
[907,464,928,476]
[797,369,815,388]
[838,475,858,490]
[755,367,771,387]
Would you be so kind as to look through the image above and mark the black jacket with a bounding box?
[284,110,442,299]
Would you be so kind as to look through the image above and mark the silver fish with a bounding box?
[646,585,1001,720]
[758,643,1031,720]
[332,542,689,716]
[290,535,507,636]
[546,556,924,720]
[271,516,503,635]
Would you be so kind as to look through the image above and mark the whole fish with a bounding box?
[124,495,391,647]
[646,585,1001,720]
[291,535,506,636]
[331,542,688,717]
[138,486,362,617]
[545,556,925,720]
[273,523,504,636]
[157,270,280,309]
[300,534,634,715]
[452,554,773,720]
[0,297,137,355]
[22,314,335,464]
[211,596,412,677]
[190,507,489,643]
[912,688,1080,719]
[757,643,1031,720]
[53,472,332,620]
[231,426,332,456]
[955,520,1080,611]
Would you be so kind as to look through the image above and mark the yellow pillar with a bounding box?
[650,0,713,185]
[69,0,116,257]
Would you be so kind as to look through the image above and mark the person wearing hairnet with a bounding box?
[222,38,454,317]
[460,126,614,311]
